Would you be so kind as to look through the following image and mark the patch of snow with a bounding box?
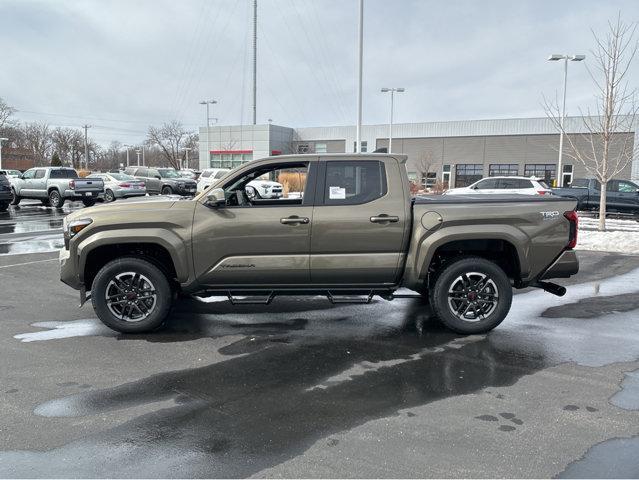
[14,319,114,342]
[577,230,639,254]
[579,216,639,232]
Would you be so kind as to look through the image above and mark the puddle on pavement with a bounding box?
[0,219,63,235]
[0,236,63,255]
[558,435,639,478]
[610,369,639,411]
[4,267,639,477]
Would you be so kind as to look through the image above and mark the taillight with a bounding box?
[564,211,578,249]
[69,180,75,189]
[537,190,549,195]
[119,182,131,187]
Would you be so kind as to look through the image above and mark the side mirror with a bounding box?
[206,188,226,207]
[155,175,161,180]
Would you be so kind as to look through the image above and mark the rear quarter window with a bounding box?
[49,169,78,179]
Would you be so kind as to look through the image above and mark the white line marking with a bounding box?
[0,258,58,269]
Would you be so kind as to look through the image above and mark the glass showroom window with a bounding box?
[489,164,519,176]
[524,164,556,185]
[315,143,327,154]
[455,164,483,187]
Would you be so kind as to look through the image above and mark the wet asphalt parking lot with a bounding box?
[1,200,639,478]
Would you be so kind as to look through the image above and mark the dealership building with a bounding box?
[198,116,638,188]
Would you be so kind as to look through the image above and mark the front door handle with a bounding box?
[280,216,310,225]
[370,214,399,224]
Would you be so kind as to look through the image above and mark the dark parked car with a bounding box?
[0,172,12,211]
[552,178,639,213]
[124,166,197,196]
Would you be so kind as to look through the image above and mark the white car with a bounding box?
[198,168,284,198]
[0,169,21,179]
[444,176,553,196]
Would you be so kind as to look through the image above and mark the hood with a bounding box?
[65,196,184,223]
[249,180,282,187]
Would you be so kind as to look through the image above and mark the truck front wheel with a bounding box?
[429,256,512,334]
[91,257,173,333]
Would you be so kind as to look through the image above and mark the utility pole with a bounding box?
[142,145,145,166]
[355,0,363,153]
[135,149,141,166]
[252,0,257,125]
[547,54,585,187]
[0,137,8,170]
[200,100,217,168]
[124,144,131,167]
[381,87,405,153]
[184,147,192,170]
[82,124,91,170]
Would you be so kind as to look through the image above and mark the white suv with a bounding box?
[197,168,284,199]
[444,176,552,196]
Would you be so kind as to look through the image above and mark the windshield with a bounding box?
[158,169,180,178]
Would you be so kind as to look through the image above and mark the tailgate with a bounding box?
[74,178,104,193]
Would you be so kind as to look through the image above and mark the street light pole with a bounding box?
[135,149,141,166]
[355,0,364,153]
[184,147,192,170]
[200,100,217,168]
[381,87,405,154]
[548,54,585,187]
[0,137,8,170]
[124,144,131,167]
[82,124,91,170]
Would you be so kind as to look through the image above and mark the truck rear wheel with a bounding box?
[429,256,512,334]
[49,189,65,209]
[91,257,173,333]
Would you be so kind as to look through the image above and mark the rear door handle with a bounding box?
[280,216,310,225]
[370,215,399,223]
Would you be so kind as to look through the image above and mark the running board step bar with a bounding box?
[226,292,276,305]
[327,291,375,304]
[191,289,420,305]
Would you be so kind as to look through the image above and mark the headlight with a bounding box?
[66,218,93,238]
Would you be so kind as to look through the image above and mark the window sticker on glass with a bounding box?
[329,186,346,199]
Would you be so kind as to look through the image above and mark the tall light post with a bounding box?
[200,100,217,168]
[184,147,192,169]
[355,0,363,153]
[0,137,8,169]
[135,149,141,166]
[381,87,405,154]
[123,144,132,167]
[548,54,585,187]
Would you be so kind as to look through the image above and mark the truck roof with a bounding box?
[259,153,408,163]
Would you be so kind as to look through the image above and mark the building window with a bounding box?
[209,153,252,169]
[352,141,368,153]
[407,171,418,183]
[442,164,451,189]
[297,144,310,154]
[489,164,519,176]
[421,172,437,188]
[524,164,556,185]
[455,164,483,188]
[315,143,327,154]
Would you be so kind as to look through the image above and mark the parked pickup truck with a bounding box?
[11,167,104,208]
[60,154,579,335]
[552,178,639,214]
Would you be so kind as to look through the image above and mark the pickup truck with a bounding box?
[552,178,639,214]
[11,167,104,208]
[59,154,579,335]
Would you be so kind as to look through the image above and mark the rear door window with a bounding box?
[49,169,78,179]
[322,161,387,205]
[34,169,46,179]
[474,178,498,189]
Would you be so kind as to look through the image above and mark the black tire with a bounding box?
[104,189,116,202]
[82,198,96,207]
[10,189,20,205]
[91,257,173,333]
[429,256,512,334]
[49,189,65,209]
[41,199,51,207]
[161,185,173,195]
[0,201,8,212]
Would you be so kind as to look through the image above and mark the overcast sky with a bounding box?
[1,0,639,145]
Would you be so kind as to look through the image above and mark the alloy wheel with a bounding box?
[447,272,499,322]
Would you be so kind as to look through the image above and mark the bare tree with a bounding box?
[545,15,639,231]
[51,127,83,166]
[415,150,436,191]
[0,97,16,130]
[147,121,188,169]
[22,122,52,166]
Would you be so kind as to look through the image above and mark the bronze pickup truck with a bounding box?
[60,154,579,334]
